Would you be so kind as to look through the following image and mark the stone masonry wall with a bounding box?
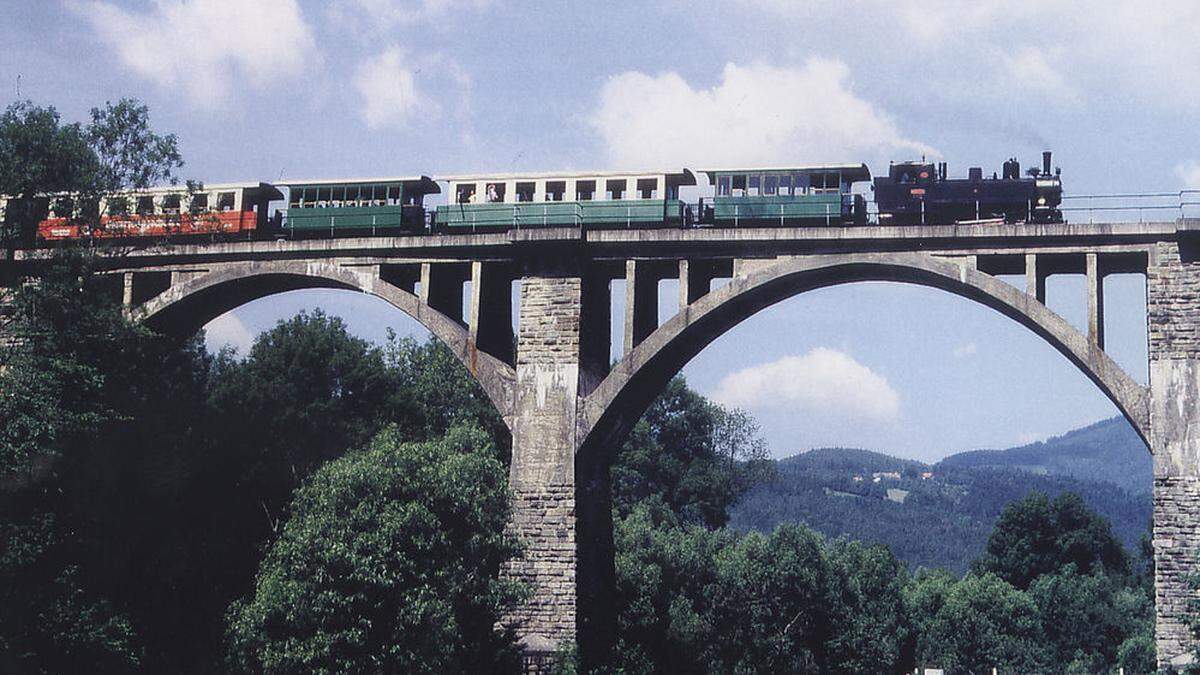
[505,275,582,656]
[1148,240,1200,665]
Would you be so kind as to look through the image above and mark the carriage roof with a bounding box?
[702,164,871,182]
[276,176,440,195]
[440,169,696,185]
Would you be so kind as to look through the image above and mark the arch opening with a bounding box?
[133,261,516,425]
[581,253,1150,466]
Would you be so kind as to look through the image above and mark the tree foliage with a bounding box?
[225,425,524,674]
[0,98,181,247]
[974,491,1129,589]
[613,376,772,528]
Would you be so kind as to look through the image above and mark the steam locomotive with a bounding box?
[2,152,1066,245]
[874,151,1063,225]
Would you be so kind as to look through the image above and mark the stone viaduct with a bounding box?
[8,219,1200,669]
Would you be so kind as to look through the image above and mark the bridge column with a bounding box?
[1025,253,1047,302]
[1148,240,1200,667]
[624,260,658,354]
[1087,252,1105,349]
[506,261,614,670]
[469,261,514,364]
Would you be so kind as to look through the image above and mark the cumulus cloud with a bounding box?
[204,311,255,354]
[74,0,317,106]
[999,46,1081,104]
[1178,161,1200,189]
[953,342,978,359]
[741,0,1200,109]
[328,0,493,30]
[713,348,900,422]
[354,47,432,129]
[589,59,935,169]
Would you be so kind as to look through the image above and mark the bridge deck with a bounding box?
[6,220,1195,271]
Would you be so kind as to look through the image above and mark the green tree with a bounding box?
[0,98,181,248]
[1029,566,1149,672]
[226,425,525,674]
[974,491,1129,589]
[612,501,728,675]
[613,376,771,528]
[206,311,405,532]
[909,572,1048,674]
[701,524,833,673]
[383,332,510,460]
[824,539,911,674]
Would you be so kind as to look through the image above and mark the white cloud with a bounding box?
[328,0,493,30]
[1178,161,1200,189]
[204,311,255,354]
[589,59,935,169]
[75,0,317,106]
[354,46,432,129]
[999,46,1080,104]
[953,343,978,359]
[740,0,1200,109]
[712,348,900,422]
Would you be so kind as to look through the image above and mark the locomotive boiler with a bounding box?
[874,151,1063,225]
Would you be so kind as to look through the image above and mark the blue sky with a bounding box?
[5,0,1198,462]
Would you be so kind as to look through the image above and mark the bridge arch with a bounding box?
[581,251,1150,461]
[133,260,515,423]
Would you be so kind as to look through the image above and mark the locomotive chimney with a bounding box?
[1042,151,1052,177]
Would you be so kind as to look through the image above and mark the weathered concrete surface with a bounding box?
[504,273,582,657]
[1148,240,1200,664]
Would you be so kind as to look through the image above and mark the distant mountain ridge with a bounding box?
[728,417,1151,573]
[937,417,1150,496]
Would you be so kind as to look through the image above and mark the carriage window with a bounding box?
[375,186,388,206]
[606,179,627,200]
[404,188,422,206]
[779,174,793,195]
[486,183,506,203]
[136,196,155,215]
[546,181,566,202]
[764,175,778,195]
[731,175,747,196]
[289,190,301,209]
[748,175,761,197]
[576,180,596,201]
[388,185,402,205]
[109,197,129,216]
[516,182,535,202]
[456,184,476,204]
[217,192,236,211]
[717,176,731,196]
[52,198,73,218]
[162,194,181,214]
[190,193,208,213]
[636,178,657,199]
[793,173,809,195]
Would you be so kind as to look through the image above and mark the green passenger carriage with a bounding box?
[279,177,440,236]
[702,165,871,226]
[434,170,697,231]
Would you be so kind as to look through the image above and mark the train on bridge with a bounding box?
[1,153,1065,245]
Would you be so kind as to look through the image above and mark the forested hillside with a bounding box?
[939,417,1151,497]
[729,439,1151,573]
